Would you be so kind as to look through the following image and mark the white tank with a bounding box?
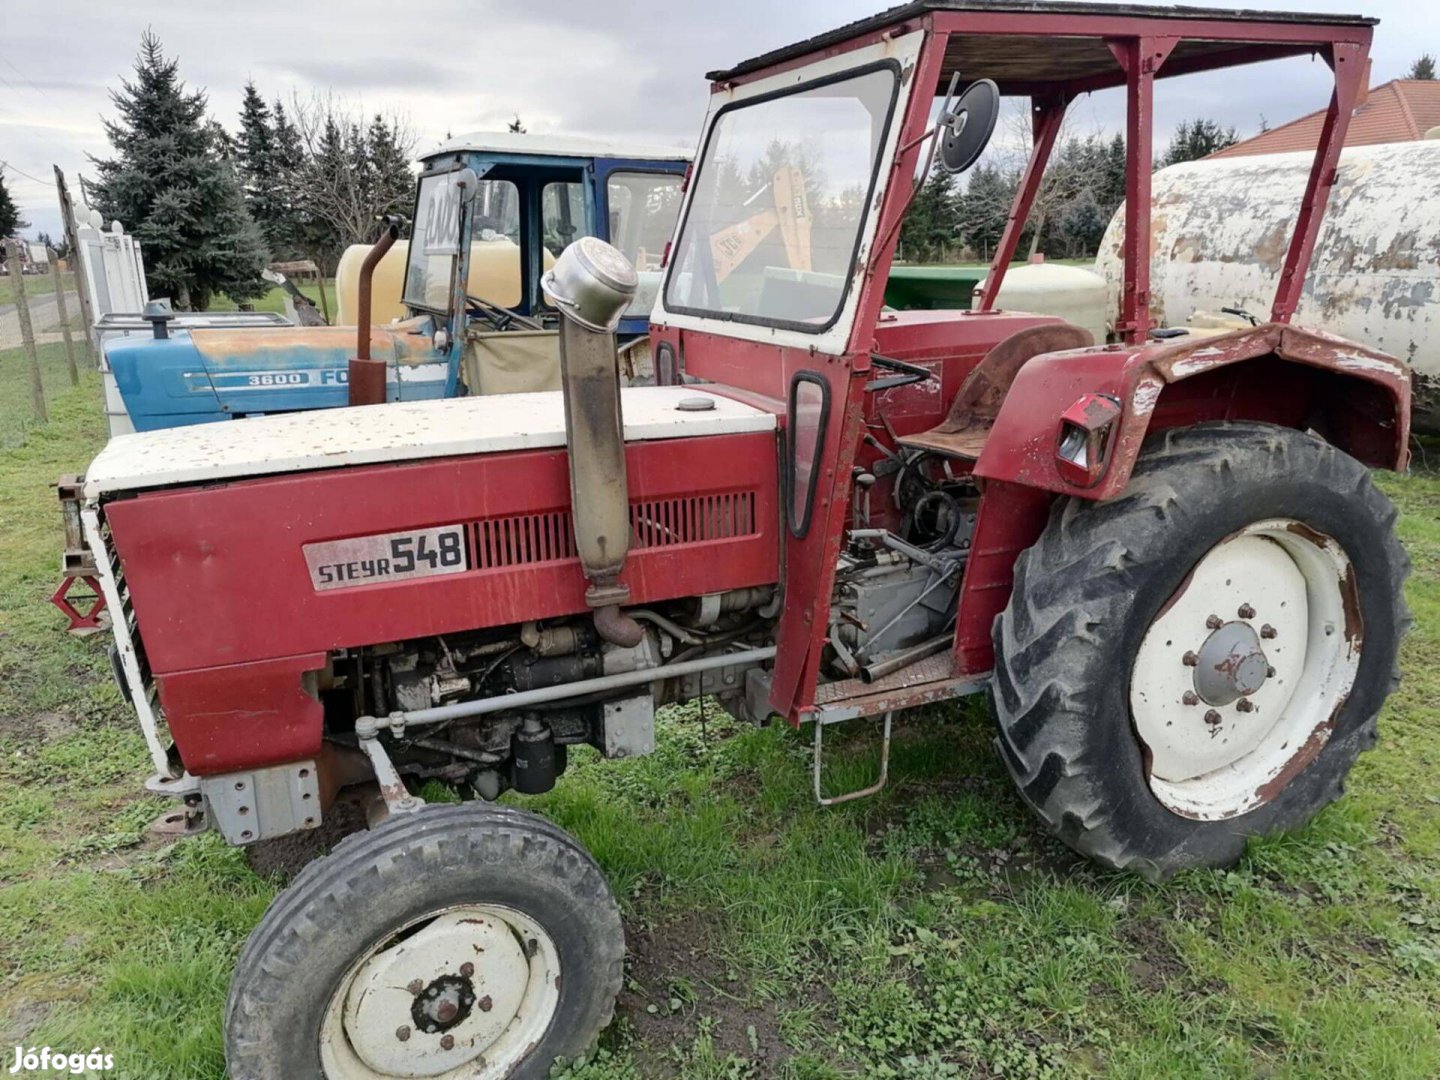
[971,261,1109,344]
[1096,140,1440,430]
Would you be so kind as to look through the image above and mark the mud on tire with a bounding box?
[225,803,624,1079]
[992,421,1410,879]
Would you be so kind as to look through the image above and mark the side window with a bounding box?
[541,182,587,258]
[607,171,684,318]
[787,372,830,537]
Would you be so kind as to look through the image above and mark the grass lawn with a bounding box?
[208,278,337,318]
[0,358,1436,1079]
[0,270,77,309]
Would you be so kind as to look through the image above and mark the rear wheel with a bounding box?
[993,422,1409,878]
[226,803,623,1079]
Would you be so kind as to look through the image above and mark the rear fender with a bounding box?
[973,323,1410,502]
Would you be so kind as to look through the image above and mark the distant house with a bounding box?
[1211,75,1440,158]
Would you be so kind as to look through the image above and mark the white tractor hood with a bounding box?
[83,386,775,498]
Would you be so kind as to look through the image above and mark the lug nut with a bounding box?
[1236,698,1255,713]
[1182,651,1199,667]
[1182,691,1200,706]
[396,1026,411,1042]
[1204,709,1222,725]
[440,1035,455,1051]
[1206,614,1223,629]
[460,962,474,978]
[1260,624,1277,639]
[477,994,493,1012]
[408,979,425,995]
[1238,603,1255,619]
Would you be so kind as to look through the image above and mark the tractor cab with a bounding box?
[103,134,689,433]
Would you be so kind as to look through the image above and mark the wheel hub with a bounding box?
[1128,519,1361,821]
[1193,621,1269,705]
[334,908,539,1078]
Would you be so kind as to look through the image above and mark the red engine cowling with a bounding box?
[106,432,780,774]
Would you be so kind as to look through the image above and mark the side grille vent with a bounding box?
[468,491,759,571]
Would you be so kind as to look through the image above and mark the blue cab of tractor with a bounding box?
[102,133,690,434]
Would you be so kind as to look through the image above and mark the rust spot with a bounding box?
[1340,562,1364,646]
[1254,714,1338,804]
[1284,520,1332,549]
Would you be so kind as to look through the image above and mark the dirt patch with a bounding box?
[1118,916,1188,992]
[243,798,369,882]
[0,1000,51,1044]
[620,912,811,1074]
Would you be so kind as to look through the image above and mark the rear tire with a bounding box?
[992,422,1409,879]
[226,803,623,1079]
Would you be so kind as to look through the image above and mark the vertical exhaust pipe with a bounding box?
[542,237,642,647]
[349,220,400,407]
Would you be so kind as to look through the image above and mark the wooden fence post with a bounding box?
[49,249,80,386]
[54,166,97,363]
[5,240,48,423]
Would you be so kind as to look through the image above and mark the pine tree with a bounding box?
[1160,118,1238,167]
[270,98,306,259]
[237,81,285,249]
[366,114,414,223]
[899,165,958,263]
[0,167,24,238]
[1408,54,1436,80]
[87,31,267,309]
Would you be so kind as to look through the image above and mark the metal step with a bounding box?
[812,650,988,722]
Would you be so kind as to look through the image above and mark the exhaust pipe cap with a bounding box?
[542,236,638,333]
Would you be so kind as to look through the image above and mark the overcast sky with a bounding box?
[2,0,1435,240]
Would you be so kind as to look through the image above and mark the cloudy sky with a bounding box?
[2,0,1434,240]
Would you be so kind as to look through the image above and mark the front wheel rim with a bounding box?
[319,903,561,1079]
[1128,518,1363,821]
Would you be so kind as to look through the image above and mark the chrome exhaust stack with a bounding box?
[542,238,643,647]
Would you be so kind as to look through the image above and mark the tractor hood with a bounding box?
[106,320,448,431]
[82,386,776,499]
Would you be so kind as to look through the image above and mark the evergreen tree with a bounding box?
[899,165,958,262]
[237,81,286,249]
[1160,118,1238,167]
[87,31,266,309]
[958,163,1017,259]
[0,167,24,238]
[269,98,307,258]
[366,114,414,223]
[1408,54,1436,80]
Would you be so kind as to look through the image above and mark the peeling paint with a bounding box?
[1097,140,1440,433]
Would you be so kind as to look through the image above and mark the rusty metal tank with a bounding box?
[1096,139,1440,431]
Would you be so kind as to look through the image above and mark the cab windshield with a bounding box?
[663,64,898,332]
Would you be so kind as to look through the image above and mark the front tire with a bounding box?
[992,422,1409,879]
[226,803,623,1079]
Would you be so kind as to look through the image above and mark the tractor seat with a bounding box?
[895,323,1094,460]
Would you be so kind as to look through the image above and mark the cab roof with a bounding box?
[707,1,1377,94]
[425,131,692,164]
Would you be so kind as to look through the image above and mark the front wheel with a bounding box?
[993,422,1409,878]
[226,804,623,1079]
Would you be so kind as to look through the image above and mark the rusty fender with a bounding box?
[973,322,1411,502]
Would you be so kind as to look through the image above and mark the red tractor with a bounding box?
[60,3,1410,1077]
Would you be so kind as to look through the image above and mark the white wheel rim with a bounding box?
[319,904,561,1079]
[1129,518,1362,821]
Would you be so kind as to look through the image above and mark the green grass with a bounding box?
[207,278,336,317]
[0,360,1437,1077]
[0,270,76,308]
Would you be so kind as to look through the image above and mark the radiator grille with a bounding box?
[468,491,759,571]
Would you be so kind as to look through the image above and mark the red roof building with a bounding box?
[1211,76,1440,158]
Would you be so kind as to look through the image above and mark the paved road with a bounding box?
[0,290,80,350]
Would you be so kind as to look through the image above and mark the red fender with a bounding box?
[971,323,1410,502]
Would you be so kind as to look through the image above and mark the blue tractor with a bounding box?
[103,133,690,432]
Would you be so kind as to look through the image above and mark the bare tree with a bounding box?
[283,91,418,270]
